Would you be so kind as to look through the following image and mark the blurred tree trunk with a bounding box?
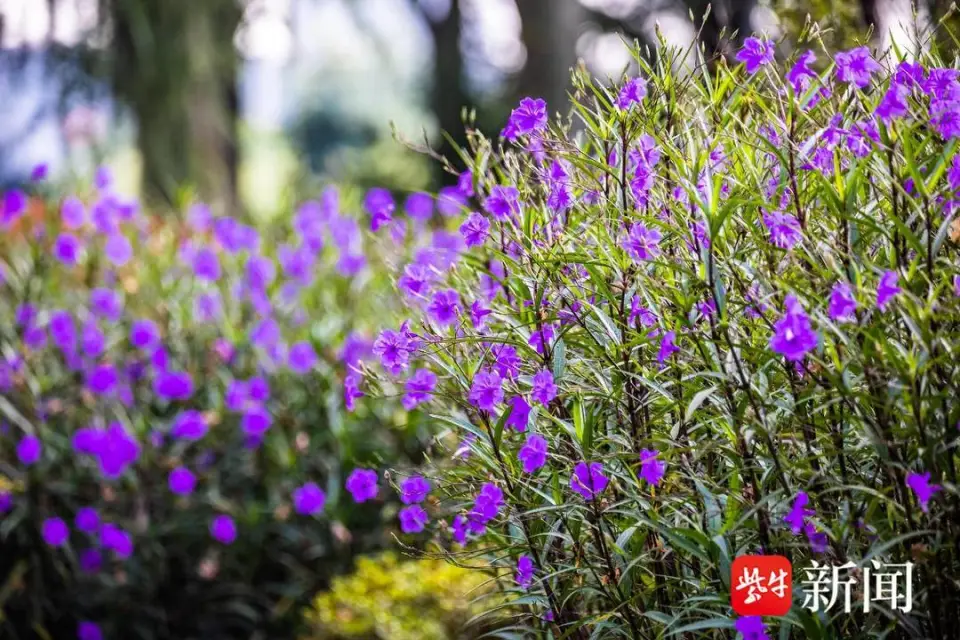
[860,0,931,56]
[516,0,584,115]
[428,0,467,186]
[105,0,241,213]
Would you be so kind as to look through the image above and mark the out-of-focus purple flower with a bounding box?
[470,300,492,329]
[484,185,521,221]
[101,522,134,558]
[518,434,548,473]
[451,515,470,544]
[657,331,680,365]
[130,319,160,350]
[17,435,42,466]
[75,507,100,534]
[570,462,608,499]
[170,410,207,441]
[61,196,86,228]
[344,373,364,411]
[735,615,770,640]
[398,505,428,533]
[784,491,814,533]
[54,234,81,265]
[293,482,327,515]
[192,247,221,281]
[506,395,531,432]
[769,295,817,361]
[402,368,437,410]
[761,210,802,249]
[835,46,881,88]
[876,271,901,310]
[77,621,103,640]
[531,369,557,405]
[79,548,102,573]
[187,202,212,232]
[492,344,521,379]
[154,370,194,401]
[427,289,461,327]
[398,262,434,300]
[405,192,434,221]
[241,405,272,439]
[0,492,12,514]
[90,288,122,322]
[622,223,662,262]
[86,364,118,396]
[42,517,69,547]
[346,468,379,503]
[168,467,197,495]
[503,97,547,139]
[460,212,490,247]
[365,188,395,231]
[288,341,318,374]
[437,186,467,217]
[105,232,133,266]
[736,37,775,74]
[245,255,276,292]
[210,514,237,544]
[906,471,940,512]
[639,449,665,486]
[472,483,504,522]
[95,423,140,479]
[828,281,857,323]
[617,76,648,109]
[1,189,27,224]
[400,476,431,504]
[954,275,960,297]
[469,369,503,411]
[516,554,535,589]
[804,522,829,553]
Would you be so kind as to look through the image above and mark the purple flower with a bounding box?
[346,468,378,503]
[504,97,548,139]
[130,319,160,350]
[241,405,272,438]
[515,555,535,589]
[629,296,657,328]
[54,234,81,265]
[460,212,490,247]
[373,329,413,375]
[784,491,814,533]
[769,295,817,362]
[95,423,140,479]
[954,275,960,297]
[736,37,775,74]
[192,247,221,281]
[470,300,492,329]
[492,344,521,379]
[405,192,434,221]
[42,517,69,547]
[472,483,504,522]
[1,189,26,223]
[456,170,474,197]
[105,233,133,266]
[288,341,318,374]
[518,434,548,473]
[403,368,437,410]
[61,196,85,228]
[400,476,431,504]
[906,471,940,512]
[79,548,102,573]
[876,271,901,310]
[617,76,647,109]
[484,186,521,221]
[210,514,237,544]
[657,331,680,365]
[528,324,555,355]
[787,50,818,93]
[506,395,532,432]
[876,84,909,122]
[154,371,194,401]
[622,223,662,262]
[16,435,42,466]
[292,482,327,515]
[735,615,770,640]
[0,493,12,514]
[78,621,103,640]
[931,100,960,139]
[571,462,608,499]
[101,523,134,558]
[90,288,122,322]
[398,505,428,533]
[828,281,857,322]
[805,522,829,553]
[171,410,207,441]
[531,369,557,405]
[344,374,364,411]
[365,188,395,231]
[835,46,881,88]
[427,289,461,327]
[437,187,468,216]
[168,467,197,495]
[75,507,100,534]
[469,369,504,411]
[761,210,802,249]
[639,449,665,486]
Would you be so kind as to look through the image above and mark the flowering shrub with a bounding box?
[0,177,434,637]
[366,43,960,638]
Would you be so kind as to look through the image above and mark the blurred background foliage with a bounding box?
[1,0,959,638]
